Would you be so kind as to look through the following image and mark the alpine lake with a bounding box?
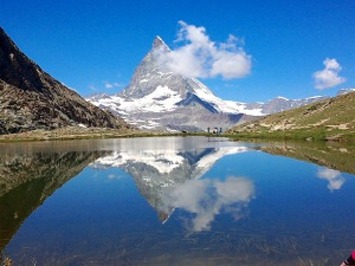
[0,136,354,266]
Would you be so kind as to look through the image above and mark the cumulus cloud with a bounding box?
[313,58,346,90]
[162,176,255,232]
[158,21,252,79]
[317,167,345,191]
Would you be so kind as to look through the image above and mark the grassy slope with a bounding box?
[0,127,139,142]
[226,92,355,142]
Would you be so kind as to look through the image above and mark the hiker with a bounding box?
[341,250,355,266]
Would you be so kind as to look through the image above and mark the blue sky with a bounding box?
[1,0,354,102]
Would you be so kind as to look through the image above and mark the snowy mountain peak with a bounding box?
[153,35,168,49]
[87,36,327,132]
[118,36,261,116]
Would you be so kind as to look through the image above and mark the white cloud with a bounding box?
[317,167,345,191]
[158,21,252,80]
[107,173,125,180]
[313,58,346,90]
[211,50,251,79]
[104,81,122,89]
[162,176,255,232]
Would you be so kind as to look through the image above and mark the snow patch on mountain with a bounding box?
[189,78,264,116]
[95,85,183,113]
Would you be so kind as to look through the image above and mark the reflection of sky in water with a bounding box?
[162,177,255,232]
[1,137,355,265]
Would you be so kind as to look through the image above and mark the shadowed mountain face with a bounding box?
[0,147,109,252]
[0,27,131,134]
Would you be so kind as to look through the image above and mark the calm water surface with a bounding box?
[0,136,354,265]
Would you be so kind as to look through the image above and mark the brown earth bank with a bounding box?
[0,126,141,142]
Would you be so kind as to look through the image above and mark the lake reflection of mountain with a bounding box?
[91,137,253,227]
[1,137,354,265]
[0,143,109,252]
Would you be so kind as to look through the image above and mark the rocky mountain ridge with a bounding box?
[0,27,131,134]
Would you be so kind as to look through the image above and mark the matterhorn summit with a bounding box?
[87,36,325,132]
[122,36,173,99]
[88,36,262,131]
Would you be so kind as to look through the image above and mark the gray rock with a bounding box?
[0,27,132,135]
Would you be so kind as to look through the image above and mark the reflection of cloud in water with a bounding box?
[317,167,344,191]
[162,176,255,232]
[107,173,125,181]
[89,139,252,226]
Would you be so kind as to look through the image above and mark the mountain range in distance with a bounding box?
[87,36,339,132]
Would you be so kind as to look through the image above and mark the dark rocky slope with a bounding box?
[0,27,131,134]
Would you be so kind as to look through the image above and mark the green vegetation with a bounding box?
[0,126,222,143]
[226,92,355,142]
[0,127,137,143]
[256,140,355,175]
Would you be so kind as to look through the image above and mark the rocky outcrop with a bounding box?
[0,27,132,134]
